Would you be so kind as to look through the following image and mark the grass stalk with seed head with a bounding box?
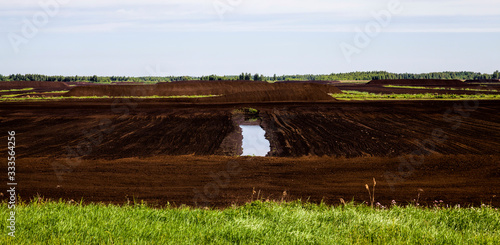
[365,178,377,208]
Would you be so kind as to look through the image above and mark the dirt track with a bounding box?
[1,100,499,207]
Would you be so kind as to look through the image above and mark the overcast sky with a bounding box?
[1,0,499,76]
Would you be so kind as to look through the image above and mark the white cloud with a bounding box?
[402,0,500,16]
[4,0,500,15]
[1,0,499,33]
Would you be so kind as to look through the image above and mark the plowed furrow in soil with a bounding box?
[1,100,500,207]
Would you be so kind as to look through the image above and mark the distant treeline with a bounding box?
[0,71,498,83]
[282,71,500,81]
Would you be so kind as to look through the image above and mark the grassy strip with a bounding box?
[331,91,500,100]
[0,88,34,93]
[0,91,70,98]
[0,94,22,98]
[1,200,499,244]
[0,92,39,98]
[0,95,221,102]
[384,85,498,92]
[41,90,70,94]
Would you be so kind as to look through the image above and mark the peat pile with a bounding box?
[197,82,339,103]
[65,81,341,102]
[0,81,70,90]
[368,79,465,86]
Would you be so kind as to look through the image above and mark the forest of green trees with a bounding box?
[0,71,498,83]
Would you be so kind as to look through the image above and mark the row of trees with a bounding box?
[0,74,192,83]
[493,70,500,79]
[199,73,266,81]
[200,75,237,81]
[238,73,266,81]
[1,71,499,83]
[282,71,500,81]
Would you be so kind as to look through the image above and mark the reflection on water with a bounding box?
[240,125,270,156]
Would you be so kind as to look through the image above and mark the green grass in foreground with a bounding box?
[384,85,499,92]
[331,91,500,100]
[0,88,34,93]
[1,200,499,244]
[0,95,221,102]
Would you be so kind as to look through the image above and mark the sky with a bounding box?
[1,0,499,76]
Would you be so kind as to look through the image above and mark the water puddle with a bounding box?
[240,125,270,156]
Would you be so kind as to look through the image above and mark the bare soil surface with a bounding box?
[0,81,71,97]
[0,81,70,90]
[1,99,499,207]
[13,154,500,208]
[465,79,500,83]
[275,80,340,85]
[64,81,342,103]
